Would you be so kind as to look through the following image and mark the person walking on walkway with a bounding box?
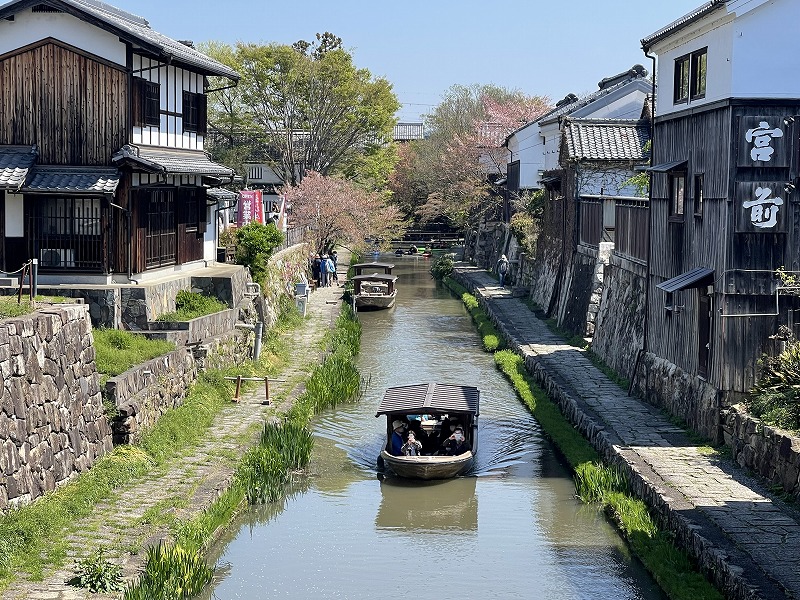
[496,254,510,288]
[311,254,322,289]
[325,254,335,287]
[320,254,330,288]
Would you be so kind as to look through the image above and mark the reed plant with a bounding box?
[123,542,214,600]
[574,462,627,503]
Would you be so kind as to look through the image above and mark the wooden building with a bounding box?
[641,0,800,412]
[0,0,239,283]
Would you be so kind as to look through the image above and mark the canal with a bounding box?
[201,255,666,600]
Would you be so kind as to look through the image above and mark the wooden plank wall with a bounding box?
[649,106,731,385]
[0,40,128,165]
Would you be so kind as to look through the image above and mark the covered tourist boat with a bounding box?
[351,262,397,310]
[376,383,479,480]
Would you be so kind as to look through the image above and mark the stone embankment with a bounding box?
[0,304,112,509]
[453,264,800,600]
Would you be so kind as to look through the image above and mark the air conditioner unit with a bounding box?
[40,248,75,268]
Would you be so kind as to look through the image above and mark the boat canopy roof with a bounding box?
[353,273,398,282]
[352,262,395,270]
[376,383,480,417]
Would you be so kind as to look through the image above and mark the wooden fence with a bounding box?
[614,198,649,262]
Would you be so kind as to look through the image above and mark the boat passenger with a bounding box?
[401,431,423,456]
[390,420,406,456]
[440,426,471,456]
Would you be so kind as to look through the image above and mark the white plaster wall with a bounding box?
[0,8,126,64]
[571,88,649,121]
[731,0,800,99]
[4,194,24,237]
[541,122,562,172]
[509,123,546,189]
[203,205,216,261]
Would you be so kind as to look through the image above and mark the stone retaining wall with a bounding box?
[0,305,112,510]
[147,308,238,345]
[722,404,800,500]
[634,351,721,443]
[591,254,647,383]
[105,348,196,445]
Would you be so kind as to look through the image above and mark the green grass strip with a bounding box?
[443,277,503,352]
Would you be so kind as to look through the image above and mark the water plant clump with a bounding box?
[123,542,213,600]
[430,254,454,280]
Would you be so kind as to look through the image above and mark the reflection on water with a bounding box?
[376,477,477,532]
[202,254,666,600]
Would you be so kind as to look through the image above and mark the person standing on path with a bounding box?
[324,254,335,287]
[312,254,322,289]
[320,254,329,288]
[331,250,339,285]
[496,254,510,288]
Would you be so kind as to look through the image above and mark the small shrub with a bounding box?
[746,340,800,432]
[430,254,454,280]
[234,222,284,285]
[73,546,123,593]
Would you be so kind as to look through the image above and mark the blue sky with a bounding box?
[109,0,704,122]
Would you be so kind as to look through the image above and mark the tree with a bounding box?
[283,171,405,254]
[389,85,550,230]
[204,36,400,188]
[234,222,284,285]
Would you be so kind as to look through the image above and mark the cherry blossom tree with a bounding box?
[389,85,550,229]
[283,171,405,254]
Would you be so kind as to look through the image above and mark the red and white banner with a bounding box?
[237,190,264,227]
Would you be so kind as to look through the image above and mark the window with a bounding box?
[670,172,686,219]
[673,48,707,104]
[182,91,207,134]
[691,49,707,99]
[133,77,160,127]
[674,55,690,104]
[33,198,102,271]
[694,174,704,217]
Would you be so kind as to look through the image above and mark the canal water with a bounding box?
[202,255,666,600]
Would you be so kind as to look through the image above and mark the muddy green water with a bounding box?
[202,255,666,600]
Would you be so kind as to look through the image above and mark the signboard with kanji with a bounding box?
[736,181,787,233]
[237,190,264,227]
[737,116,790,168]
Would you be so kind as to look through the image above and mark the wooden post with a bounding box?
[263,377,270,405]
[233,375,242,403]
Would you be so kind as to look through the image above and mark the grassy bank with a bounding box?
[447,275,722,600]
[0,301,307,591]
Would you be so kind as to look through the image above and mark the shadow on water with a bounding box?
[201,254,667,600]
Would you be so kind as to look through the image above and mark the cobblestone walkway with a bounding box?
[3,266,346,600]
[455,265,800,600]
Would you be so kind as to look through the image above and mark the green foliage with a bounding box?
[123,542,213,600]
[0,295,70,319]
[430,254,455,280]
[73,546,123,593]
[157,290,227,322]
[234,222,284,285]
[94,329,175,377]
[622,140,652,197]
[746,340,800,431]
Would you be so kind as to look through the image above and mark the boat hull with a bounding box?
[355,292,396,310]
[380,450,474,480]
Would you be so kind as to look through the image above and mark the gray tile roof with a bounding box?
[206,187,237,201]
[0,0,239,80]
[23,166,120,194]
[641,1,729,50]
[0,145,37,190]
[112,144,235,178]
[562,119,651,162]
[538,74,649,127]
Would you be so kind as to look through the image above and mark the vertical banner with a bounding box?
[276,194,287,232]
[237,190,264,226]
